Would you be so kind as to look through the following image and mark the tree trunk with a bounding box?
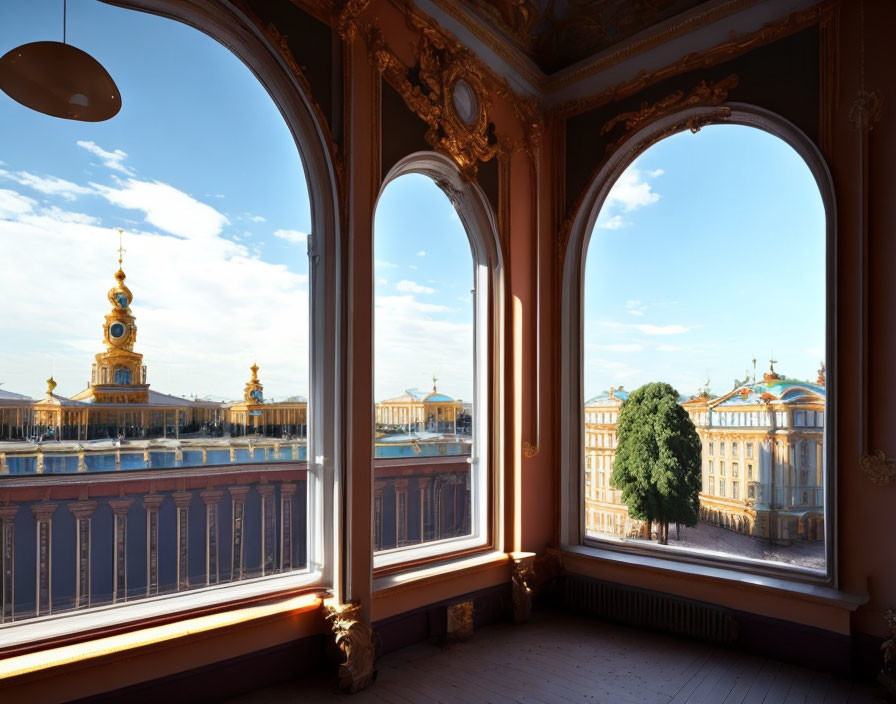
[676,522,681,540]
[658,521,666,545]
[646,513,653,541]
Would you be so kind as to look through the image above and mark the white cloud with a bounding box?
[597,215,625,230]
[1,170,93,201]
[648,169,665,178]
[376,277,389,285]
[409,264,418,270]
[657,344,684,352]
[396,279,435,295]
[599,320,689,335]
[624,300,646,316]
[92,179,229,241]
[37,206,99,225]
[375,260,397,268]
[0,189,36,217]
[76,140,134,175]
[273,228,308,244]
[375,294,471,401]
[417,250,426,257]
[0,184,309,399]
[604,163,660,213]
[635,323,688,335]
[248,214,266,223]
[597,344,643,352]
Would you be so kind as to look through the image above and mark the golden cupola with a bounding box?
[72,231,150,404]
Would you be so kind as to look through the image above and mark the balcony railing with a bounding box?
[0,455,471,625]
[0,463,307,624]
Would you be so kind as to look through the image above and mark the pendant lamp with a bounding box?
[0,1,121,121]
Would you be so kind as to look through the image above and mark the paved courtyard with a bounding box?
[630,521,825,569]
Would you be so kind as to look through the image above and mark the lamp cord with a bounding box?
[63,0,67,44]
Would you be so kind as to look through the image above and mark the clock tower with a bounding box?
[73,232,150,404]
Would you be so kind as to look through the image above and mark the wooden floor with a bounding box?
[229,612,887,704]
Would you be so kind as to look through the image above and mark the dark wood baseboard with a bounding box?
[73,634,328,704]
[373,583,512,656]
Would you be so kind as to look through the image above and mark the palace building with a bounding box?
[0,249,306,445]
[375,378,465,434]
[584,365,826,543]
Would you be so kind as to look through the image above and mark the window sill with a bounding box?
[0,570,323,659]
[373,549,509,596]
[561,544,867,611]
[0,589,323,682]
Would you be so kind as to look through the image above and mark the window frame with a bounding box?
[0,0,343,644]
[559,104,837,586]
[371,152,504,574]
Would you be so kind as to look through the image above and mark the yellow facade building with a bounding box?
[375,378,464,434]
[0,245,305,443]
[584,365,826,543]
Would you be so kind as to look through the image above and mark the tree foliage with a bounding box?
[610,382,702,544]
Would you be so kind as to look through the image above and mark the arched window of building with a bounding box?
[562,110,830,580]
[0,0,339,627]
[372,154,499,568]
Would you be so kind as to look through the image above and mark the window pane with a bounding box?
[373,174,475,556]
[583,125,826,571]
[0,5,311,622]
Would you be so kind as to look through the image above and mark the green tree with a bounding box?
[610,382,702,545]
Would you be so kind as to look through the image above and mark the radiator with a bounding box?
[563,575,740,644]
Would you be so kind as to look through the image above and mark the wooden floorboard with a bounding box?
[227,612,887,704]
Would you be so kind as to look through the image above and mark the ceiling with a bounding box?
[456,0,713,74]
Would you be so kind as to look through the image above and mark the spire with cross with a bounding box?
[432,374,438,393]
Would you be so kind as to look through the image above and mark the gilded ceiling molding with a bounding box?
[860,451,896,487]
[601,74,738,141]
[359,4,540,177]
[325,599,376,693]
[556,2,833,119]
[335,0,371,41]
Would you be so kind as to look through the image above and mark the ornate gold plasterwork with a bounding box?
[600,74,738,149]
[358,5,542,177]
[335,0,371,42]
[510,552,535,623]
[849,90,883,131]
[522,441,539,458]
[446,600,474,641]
[362,8,499,177]
[325,599,375,693]
[860,451,896,487]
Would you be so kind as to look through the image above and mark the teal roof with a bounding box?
[585,389,629,405]
[426,393,455,403]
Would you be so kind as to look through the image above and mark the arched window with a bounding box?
[372,153,500,567]
[562,109,831,581]
[0,0,339,625]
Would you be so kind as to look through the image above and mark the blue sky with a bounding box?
[374,174,474,403]
[0,1,311,401]
[0,4,824,409]
[584,125,826,401]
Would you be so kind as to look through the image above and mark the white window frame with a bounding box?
[0,0,343,643]
[371,152,503,571]
[559,104,837,585]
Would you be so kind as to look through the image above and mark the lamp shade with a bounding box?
[0,41,120,121]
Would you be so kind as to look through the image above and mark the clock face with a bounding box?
[110,322,126,339]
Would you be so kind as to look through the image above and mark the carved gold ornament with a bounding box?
[446,600,474,641]
[601,74,738,152]
[860,451,896,486]
[325,599,376,693]
[510,552,536,623]
[361,9,499,177]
